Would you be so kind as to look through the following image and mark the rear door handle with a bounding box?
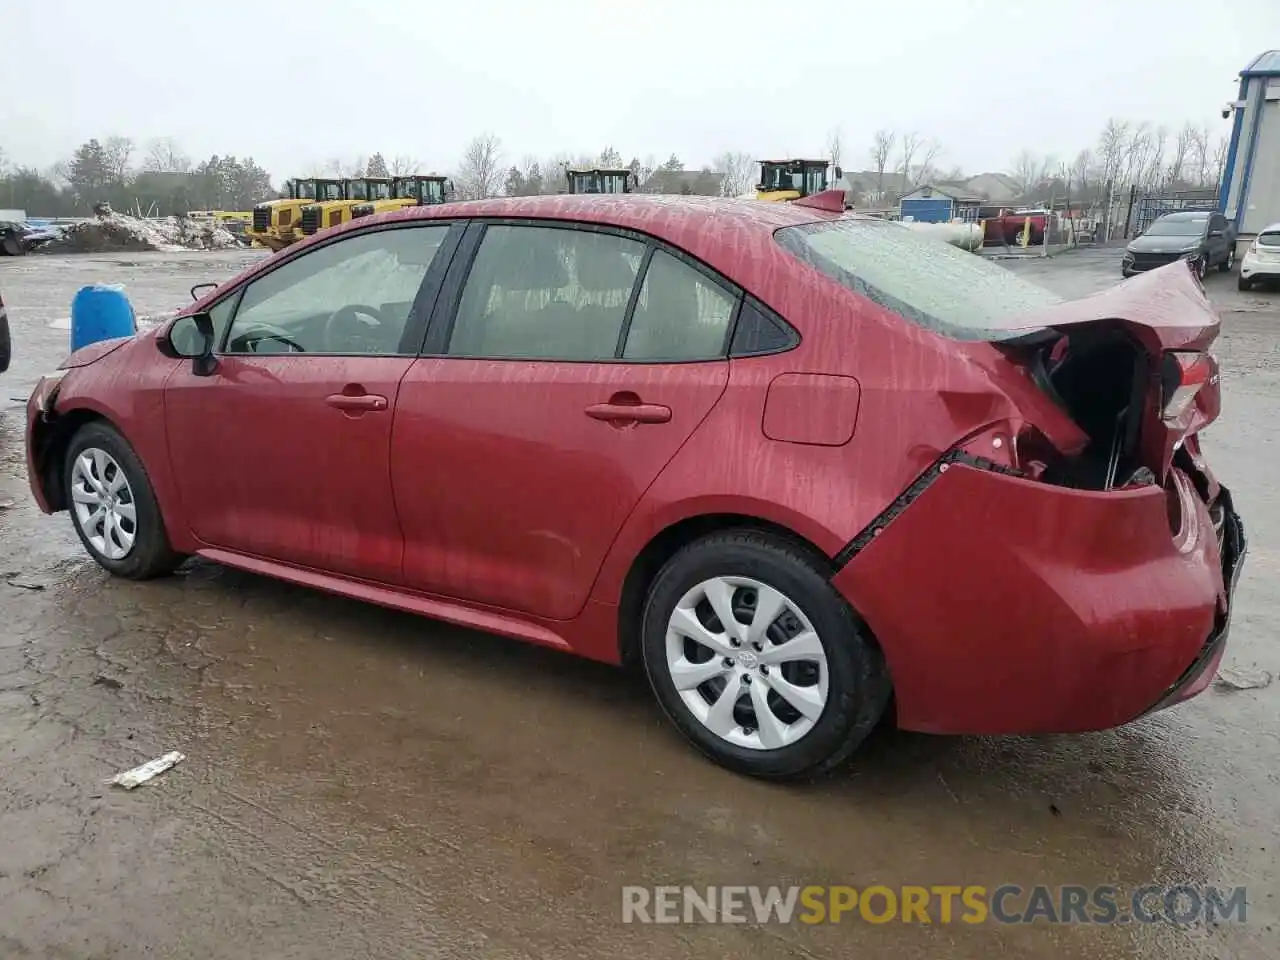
[585,402,671,424]
[325,393,388,412]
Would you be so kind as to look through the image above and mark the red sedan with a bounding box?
[24,194,1245,780]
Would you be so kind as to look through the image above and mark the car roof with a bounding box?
[200,195,847,313]
[1258,222,1280,234]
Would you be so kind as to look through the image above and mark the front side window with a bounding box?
[448,225,644,360]
[776,218,1062,342]
[623,251,736,360]
[223,225,449,355]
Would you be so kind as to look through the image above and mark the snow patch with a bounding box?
[37,213,240,254]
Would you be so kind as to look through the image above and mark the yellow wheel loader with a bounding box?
[246,178,345,252]
[299,177,396,237]
[755,159,836,202]
[350,175,453,221]
[566,168,633,194]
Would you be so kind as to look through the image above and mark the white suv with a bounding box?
[1239,223,1280,291]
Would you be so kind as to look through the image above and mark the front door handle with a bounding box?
[325,392,388,412]
[585,401,672,424]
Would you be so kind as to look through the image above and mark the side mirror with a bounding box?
[159,313,219,376]
[191,282,218,301]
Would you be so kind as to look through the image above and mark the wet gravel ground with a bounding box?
[1,245,1277,959]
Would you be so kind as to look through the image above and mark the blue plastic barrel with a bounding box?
[70,285,137,352]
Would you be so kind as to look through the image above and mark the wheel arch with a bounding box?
[615,511,837,668]
[30,404,113,512]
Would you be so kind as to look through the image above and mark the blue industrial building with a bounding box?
[1221,50,1280,248]
[898,184,983,223]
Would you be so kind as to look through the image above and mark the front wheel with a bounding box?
[1238,275,1253,291]
[64,422,182,579]
[0,235,22,257]
[1194,255,1208,280]
[1219,247,1236,273]
[640,531,890,780]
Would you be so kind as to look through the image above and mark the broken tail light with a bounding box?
[1160,351,1214,422]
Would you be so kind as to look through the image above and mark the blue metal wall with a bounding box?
[899,198,953,223]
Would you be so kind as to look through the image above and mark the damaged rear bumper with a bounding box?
[1144,486,1246,713]
[830,462,1245,736]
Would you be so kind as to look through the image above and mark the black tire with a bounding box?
[639,530,890,781]
[1121,267,1132,278]
[1219,248,1235,273]
[1194,255,1207,280]
[1238,275,1252,291]
[0,235,22,257]
[63,422,182,580]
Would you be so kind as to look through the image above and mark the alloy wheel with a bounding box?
[70,447,138,561]
[664,575,828,750]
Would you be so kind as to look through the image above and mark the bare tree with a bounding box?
[387,155,422,177]
[1141,126,1168,188]
[869,129,895,201]
[456,133,503,199]
[1095,118,1130,188]
[143,137,190,173]
[1167,123,1196,186]
[910,138,942,188]
[102,135,135,184]
[826,127,843,171]
[1069,148,1093,199]
[1189,124,1211,186]
[1212,133,1230,190]
[896,132,923,192]
[599,146,624,168]
[1010,149,1046,198]
[321,156,367,178]
[712,151,756,197]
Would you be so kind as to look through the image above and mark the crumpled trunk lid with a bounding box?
[1001,260,1221,484]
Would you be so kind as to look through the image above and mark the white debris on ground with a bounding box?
[106,751,186,789]
[37,213,240,254]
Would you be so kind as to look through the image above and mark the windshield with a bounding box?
[316,182,343,201]
[775,218,1063,342]
[761,164,802,191]
[368,180,391,200]
[1258,232,1280,248]
[1144,217,1207,238]
[294,181,317,200]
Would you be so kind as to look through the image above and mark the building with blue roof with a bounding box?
[1221,50,1280,247]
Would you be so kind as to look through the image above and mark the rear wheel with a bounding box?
[64,422,182,580]
[640,530,890,780]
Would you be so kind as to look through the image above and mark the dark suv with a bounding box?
[1122,211,1236,278]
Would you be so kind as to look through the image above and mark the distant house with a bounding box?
[898,184,983,223]
[962,172,1021,203]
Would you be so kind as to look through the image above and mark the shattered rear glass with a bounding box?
[775,218,1063,341]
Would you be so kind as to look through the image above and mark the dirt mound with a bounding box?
[38,213,240,254]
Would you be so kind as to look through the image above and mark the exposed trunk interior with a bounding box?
[1012,328,1154,490]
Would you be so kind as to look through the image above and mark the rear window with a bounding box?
[775,218,1062,342]
[1258,232,1280,248]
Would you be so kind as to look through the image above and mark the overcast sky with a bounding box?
[2,0,1275,180]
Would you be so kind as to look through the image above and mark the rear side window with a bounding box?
[622,250,736,360]
[775,218,1062,342]
[448,225,644,360]
[1258,232,1280,248]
